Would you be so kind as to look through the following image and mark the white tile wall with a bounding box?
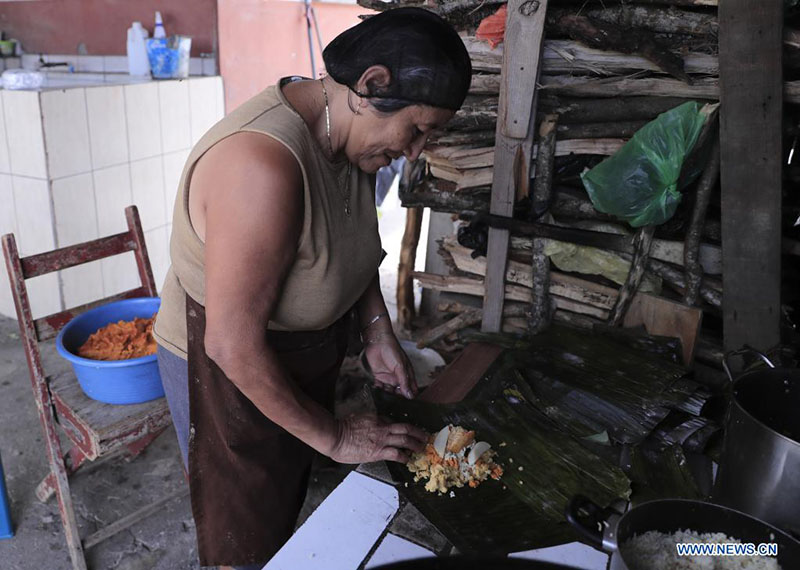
[189,77,221,146]
[158,80,191,154]
[86,85,128,169]
[189,58,202,77]
[101,251,140,297]
[104,56,128,74]
[40,88,92,179]
[0,76,225,319]
[93,164,132,236]
[0,174,15,236]
[60,260,104,310]
[11,176,61,318]
[202,58,217,77]
[51,172,104,309]
[125,82,162,161]
[25,272,62,319]
[21,54,38,70]
[145,225,170,293]
[12,176,54,256]
[162,149,189,222]
[77,56,104,73]
[130,156,166,232]
[0,105,11,175]
[215,77,226,119]
[0,259,13,317]
[3,91,47,179]
[51,173,97,246]
[0,174,16,316]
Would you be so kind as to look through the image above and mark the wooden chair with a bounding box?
[2,206,179,570]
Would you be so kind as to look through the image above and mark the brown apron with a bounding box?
[185,294,348,567]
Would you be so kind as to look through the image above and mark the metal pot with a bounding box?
[566,495,800,570]
[713,346,800,536]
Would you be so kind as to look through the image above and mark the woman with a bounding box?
[153,7,471,569]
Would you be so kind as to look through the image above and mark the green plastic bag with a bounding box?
[580,101,707,228]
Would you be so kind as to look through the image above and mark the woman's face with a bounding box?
[346,104,454,173]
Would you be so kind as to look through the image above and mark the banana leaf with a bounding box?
[466,325,693,445]
[628,443,704,505]
[374,389,630,554]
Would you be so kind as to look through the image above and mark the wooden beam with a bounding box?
[719,0,782,352]
[482,0,549,332]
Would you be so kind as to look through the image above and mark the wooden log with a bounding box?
[417,308,483,348]
[547,12,691,82]
[557,121,648,140]
[684,138,720,306]
[412,271,611,319]
[549,6,718,37]
[540,74,720,99]
[462,37,719,76]
[399,182,489,213]
[469,74,502,95]
[427,139,626,191]
[441,236,619,310]
[608,225,656,326]
[648,259,721,308]
[719,0,783,352]
[539,95,706,124]
[482,0,549,332]
[397,207,424,331]
[529,115,558,332]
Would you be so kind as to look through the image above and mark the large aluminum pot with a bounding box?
[713,346,800,536]
[566,495,800,570]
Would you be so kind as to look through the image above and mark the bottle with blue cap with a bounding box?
[154,11,166,39]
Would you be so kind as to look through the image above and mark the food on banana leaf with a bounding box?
[408,424,503,494]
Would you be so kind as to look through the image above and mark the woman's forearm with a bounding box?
[356,272,394,340]
[205,334,338,456]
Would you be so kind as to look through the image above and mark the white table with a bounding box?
[265,471,610,570]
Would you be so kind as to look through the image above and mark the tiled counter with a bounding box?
[0,75,224,318]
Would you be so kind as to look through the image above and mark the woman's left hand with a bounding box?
[364,334,418,400]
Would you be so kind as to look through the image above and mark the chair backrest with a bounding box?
[2,205,158,348]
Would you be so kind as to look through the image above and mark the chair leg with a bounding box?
[36,446,91,502]
[35,393,88,569]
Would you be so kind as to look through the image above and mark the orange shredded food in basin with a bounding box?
[77,315,157,361]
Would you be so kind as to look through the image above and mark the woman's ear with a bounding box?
[357,65,392,96]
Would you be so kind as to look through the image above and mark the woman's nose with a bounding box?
[404,136,427,162]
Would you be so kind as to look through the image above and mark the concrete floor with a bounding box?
[0,314,365,570]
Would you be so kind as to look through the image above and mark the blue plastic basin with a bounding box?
[56,297,164,405]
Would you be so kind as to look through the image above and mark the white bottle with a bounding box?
[153,12,166,39]
[127,22,150,76]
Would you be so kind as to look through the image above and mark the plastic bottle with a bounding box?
[153,12,166,39]
[127,22,150,76]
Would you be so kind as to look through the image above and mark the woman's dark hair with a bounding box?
[322,7,472,113]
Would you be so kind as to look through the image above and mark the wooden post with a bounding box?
[482,0,549,332]
[719,0,782,352]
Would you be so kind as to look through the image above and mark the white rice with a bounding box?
[621,529,782,570]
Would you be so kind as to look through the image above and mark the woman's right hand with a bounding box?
[328,414,428,464]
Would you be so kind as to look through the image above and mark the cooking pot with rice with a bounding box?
[566,495,800,570]
[713,346,800,536]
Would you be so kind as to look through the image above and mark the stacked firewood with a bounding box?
[359,0,800,367]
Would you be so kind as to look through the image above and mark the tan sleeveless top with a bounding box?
[154,79,382,358]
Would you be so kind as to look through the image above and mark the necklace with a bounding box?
[321,79,352,217]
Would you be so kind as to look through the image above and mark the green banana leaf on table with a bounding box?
[374,325,709,554]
